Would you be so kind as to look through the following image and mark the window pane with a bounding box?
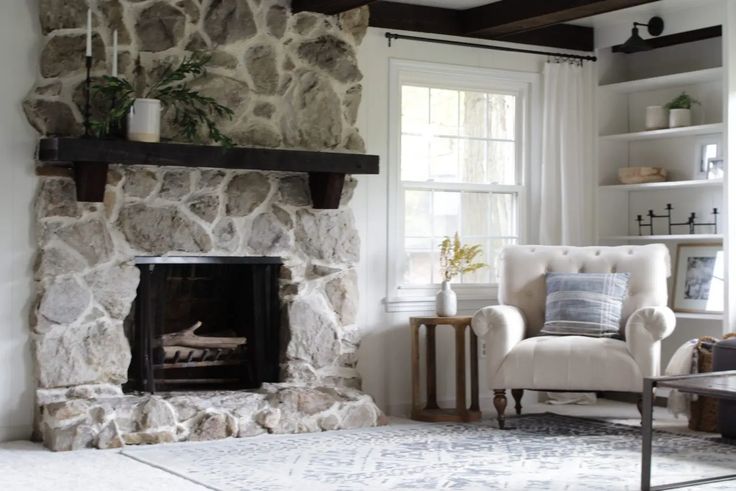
[433,191,460,237]
[460,239,490,284]
[398,81,522,288]
[489,94,516,140]
[401,135,429,181]
[430,88,459,136]
[491,193,515,236]
[462,192,490,237]
[487,141,516,185]
[488,238,516,282]
[459,139,486,184]
[404,190,431,237]
[403,237,433,285]
[460,91,486,138]
[429,138,459,181]
[402,86,429,134]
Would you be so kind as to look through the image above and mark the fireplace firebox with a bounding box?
[124,256,282,393]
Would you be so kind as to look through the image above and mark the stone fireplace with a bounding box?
[24,0,383,450]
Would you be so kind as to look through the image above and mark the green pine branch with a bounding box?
[90,53,234,147]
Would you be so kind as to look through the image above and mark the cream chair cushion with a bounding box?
[492,336,643,392]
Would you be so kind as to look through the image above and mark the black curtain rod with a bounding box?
[385,32,597,62]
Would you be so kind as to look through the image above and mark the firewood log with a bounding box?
[161,321,246,350]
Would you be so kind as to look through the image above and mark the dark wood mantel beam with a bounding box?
[369,1,594,52]
[291,0,377,15]
[462,0,659,37]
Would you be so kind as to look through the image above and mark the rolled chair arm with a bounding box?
[625,306,676,379]
[472,305,527,386]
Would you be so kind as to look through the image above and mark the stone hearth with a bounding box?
[24,0,383,450]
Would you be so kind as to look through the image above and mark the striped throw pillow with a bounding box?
[540,272,630,338]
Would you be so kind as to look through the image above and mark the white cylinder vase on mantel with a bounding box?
[436,280,457,317]
[127,98,161,143]
[669,108,692,128]
[645,106,667,130]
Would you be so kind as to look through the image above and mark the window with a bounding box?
[388,61,537,304]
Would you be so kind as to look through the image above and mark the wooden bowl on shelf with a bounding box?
[618,166,667,184]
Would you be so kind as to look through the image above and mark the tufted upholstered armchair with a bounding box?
[471,244,676,428]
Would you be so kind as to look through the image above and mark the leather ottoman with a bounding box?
[713,337,736,438]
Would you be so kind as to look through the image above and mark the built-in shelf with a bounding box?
[599,179,723,192]
[600,234,723,242]
[599,123,723,142]
[38,137,380,209]
[675,312,722,321]
[598,67,723,93]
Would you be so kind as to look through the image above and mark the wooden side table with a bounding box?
[410,316,481,422]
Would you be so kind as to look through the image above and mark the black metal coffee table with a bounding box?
[642,371,736,490]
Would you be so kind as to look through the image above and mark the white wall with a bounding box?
[0,1,39,441]
[354,28,547,415]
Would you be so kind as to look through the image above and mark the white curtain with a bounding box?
[538,61,595,246]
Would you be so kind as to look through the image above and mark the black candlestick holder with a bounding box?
[692,208,719,234]
[636,204,718,236]
[83,55,92,137]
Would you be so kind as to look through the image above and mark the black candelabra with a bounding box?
[636,204,718,236]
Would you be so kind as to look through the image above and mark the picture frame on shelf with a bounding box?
[707,157,724,180]
[672,243,724,313]
[693,136,722,179]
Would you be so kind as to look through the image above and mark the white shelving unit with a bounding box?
[600,123,723,141]
[600,234,723,242]
[675,312,723,321]
[599,179,723,192]
[599,67,723,93]
[596,38,724,326]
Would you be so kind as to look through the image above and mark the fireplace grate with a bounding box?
[124,256,282,394]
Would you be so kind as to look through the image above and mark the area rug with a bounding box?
[122,413,736,490]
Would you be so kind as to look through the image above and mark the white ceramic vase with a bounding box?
[127,98,161,143]
[669,108,692,128]
[436,280,457,317]
[645,105,667,130]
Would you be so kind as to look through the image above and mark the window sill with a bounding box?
[383,287,498,314]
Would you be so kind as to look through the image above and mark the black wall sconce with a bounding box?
[617,16,665,54]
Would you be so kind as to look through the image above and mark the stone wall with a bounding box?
[25,0,368,152]
[24,0,383,451]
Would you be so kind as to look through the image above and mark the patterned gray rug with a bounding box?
[122,413,736,490]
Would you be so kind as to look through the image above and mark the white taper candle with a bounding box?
[85,8,92,57]
[112,30,118,76]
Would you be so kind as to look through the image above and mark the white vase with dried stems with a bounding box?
[436,233,487,317]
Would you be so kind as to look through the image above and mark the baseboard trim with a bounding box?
[0,424,33,443]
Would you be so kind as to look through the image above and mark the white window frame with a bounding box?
[385,59,540,313]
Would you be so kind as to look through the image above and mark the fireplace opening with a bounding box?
[124,256,282,393]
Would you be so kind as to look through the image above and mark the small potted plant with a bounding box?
[665,92,701,128]
[92,52,233,145]
[437,233,487,317]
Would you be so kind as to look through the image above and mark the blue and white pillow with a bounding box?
[540,272,630,338]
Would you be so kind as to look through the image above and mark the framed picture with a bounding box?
[672,243,724,313]
[693,136,722,179]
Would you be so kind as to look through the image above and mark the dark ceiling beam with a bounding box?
[369,1,594,52]
[369,1,462,36]
[502,24,595,52]
[291,0,377,15]
[463,0,658,37]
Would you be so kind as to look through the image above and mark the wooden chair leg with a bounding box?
[511,389,523,416]
[493,389,507,429]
